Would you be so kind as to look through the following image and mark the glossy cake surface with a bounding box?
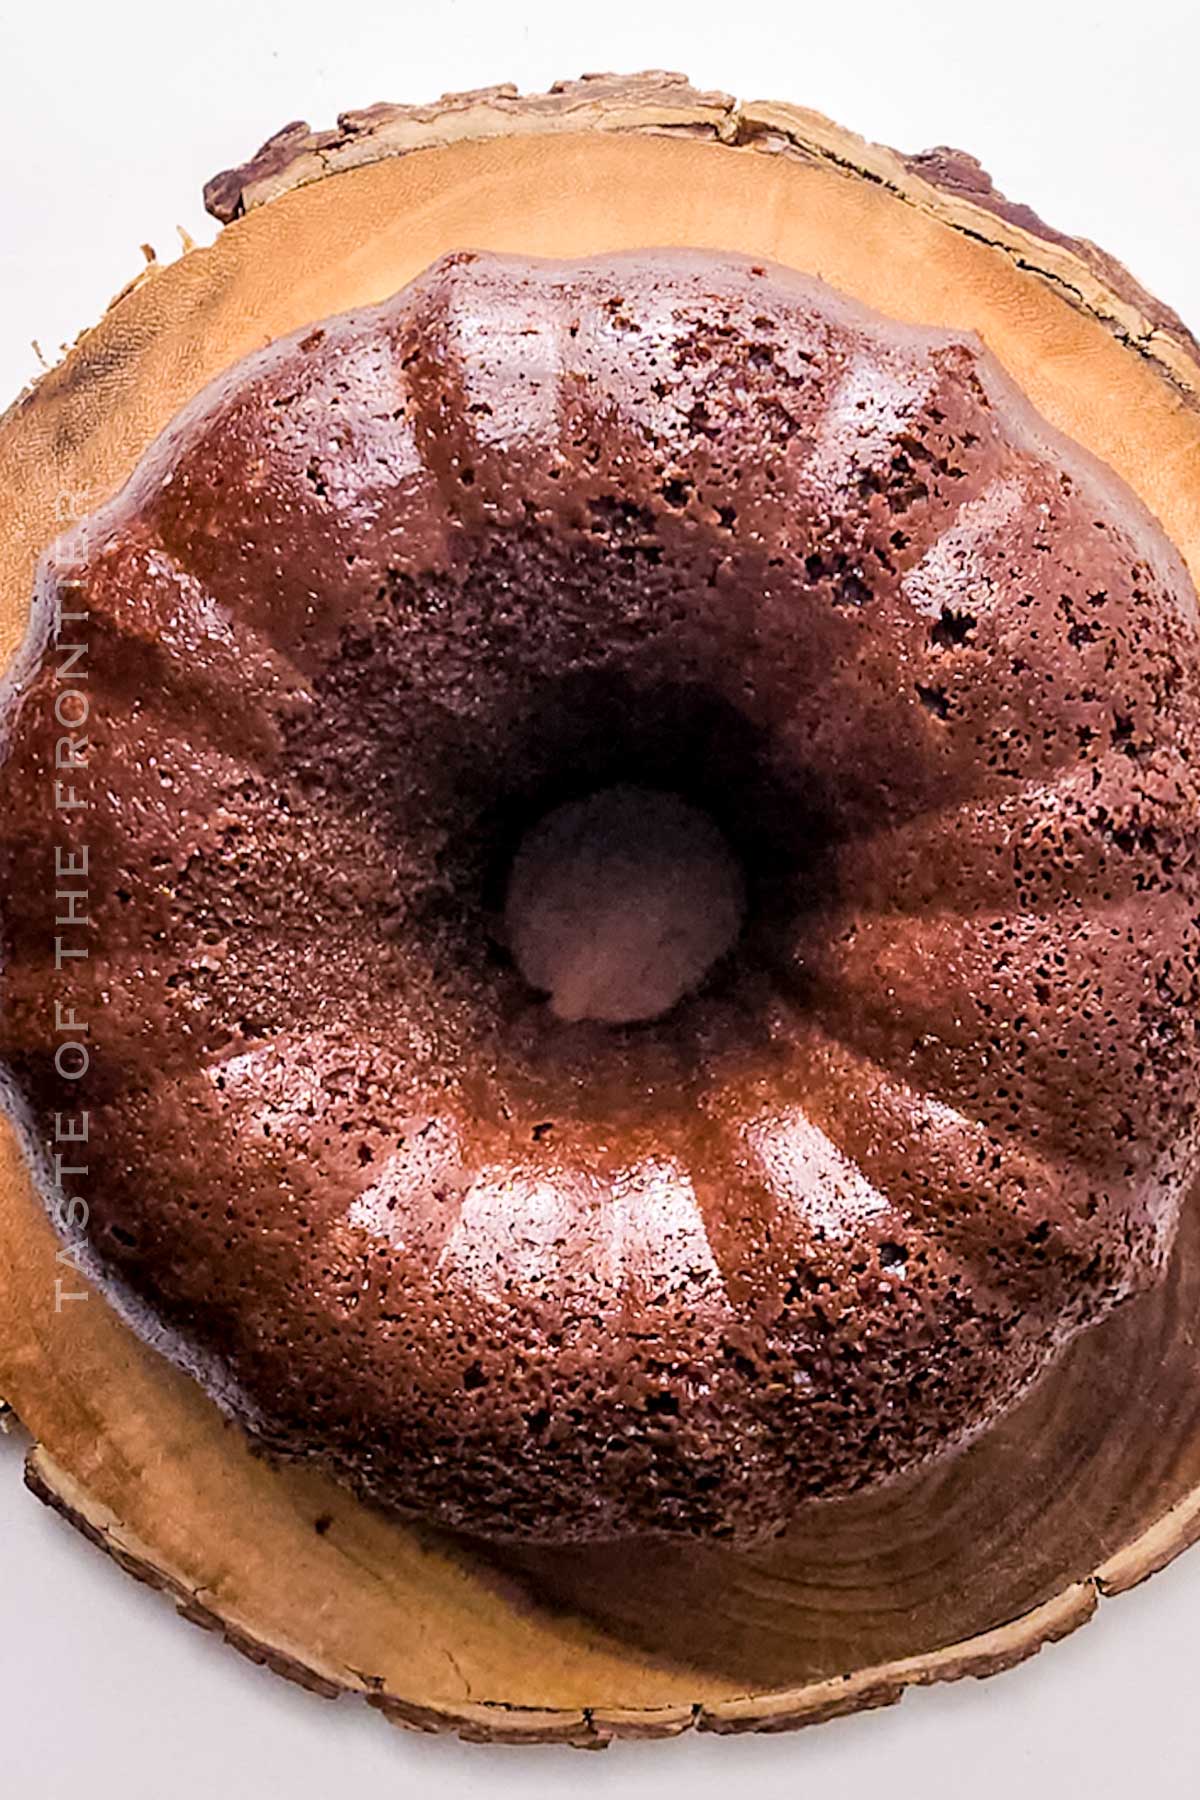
[3,249,1199,1542]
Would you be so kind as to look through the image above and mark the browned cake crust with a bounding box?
[3,248,1199,1543]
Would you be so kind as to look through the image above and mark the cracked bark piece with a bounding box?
[2,70,1200,1744]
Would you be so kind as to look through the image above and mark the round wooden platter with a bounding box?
[3,71,1200,1748]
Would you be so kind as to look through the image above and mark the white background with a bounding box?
[2,1,1199,1791]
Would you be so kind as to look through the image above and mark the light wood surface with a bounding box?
[2,72,1199,1745]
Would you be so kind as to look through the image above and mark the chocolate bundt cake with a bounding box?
[2,249,1199,1543]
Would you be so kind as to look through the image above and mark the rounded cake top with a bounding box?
[2,248,1199,1543]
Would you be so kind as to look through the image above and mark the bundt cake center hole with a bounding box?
[504,785,745,1025]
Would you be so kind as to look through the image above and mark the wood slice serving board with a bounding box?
[2,73,1199,1746]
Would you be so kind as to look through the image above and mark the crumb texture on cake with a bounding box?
[2,248,1199,1543]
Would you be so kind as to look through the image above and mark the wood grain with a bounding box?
[2,73,1199,1745]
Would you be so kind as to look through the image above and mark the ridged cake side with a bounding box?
[2,250,1199,1541]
